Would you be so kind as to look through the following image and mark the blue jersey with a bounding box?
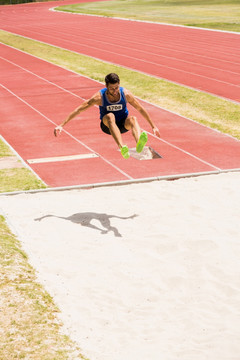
[99,87,129,121]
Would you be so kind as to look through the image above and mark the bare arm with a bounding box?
[125,89,160,137]
[54,92,101,137]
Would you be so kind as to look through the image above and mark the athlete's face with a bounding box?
[107,82,120,97]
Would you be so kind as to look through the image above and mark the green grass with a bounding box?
[0,167,46,193]
[0,30,239,141]
[0,215,85,359]
[0,138,46,193]
[55,0,240,33]
[0,137,13,157]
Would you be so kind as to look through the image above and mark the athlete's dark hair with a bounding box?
[105,73,120,85]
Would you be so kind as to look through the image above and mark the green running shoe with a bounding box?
[136,131,148,153]
[121,145,130,159]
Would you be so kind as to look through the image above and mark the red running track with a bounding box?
[0,43,240,188]
[0,0,240,103]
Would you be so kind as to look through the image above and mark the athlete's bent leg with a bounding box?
[102,113,129,159]
[103,113,123,148]
[124,116,141,143]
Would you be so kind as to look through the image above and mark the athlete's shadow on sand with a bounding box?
[35,212,138,238]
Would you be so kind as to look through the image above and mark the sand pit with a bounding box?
[1,172,240,360]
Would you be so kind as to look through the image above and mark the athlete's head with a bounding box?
[105,73,120,86]
[105,73,120,96]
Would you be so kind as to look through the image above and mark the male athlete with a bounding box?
[54,73,160,159]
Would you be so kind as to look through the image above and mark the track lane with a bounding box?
[0,0,239,102]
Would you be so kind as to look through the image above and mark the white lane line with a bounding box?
[145,130,221,171]
[0,54,85,100]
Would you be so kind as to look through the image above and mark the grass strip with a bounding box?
[0,138,46,193]
[55,0,240,33]
[0,167,46,193]
[0,215,86,359]
[0,137,13,157]
[0,30,239,140]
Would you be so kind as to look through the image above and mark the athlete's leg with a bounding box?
[102,113,130,159]
[103,113,123,148]
[124,116,148,153]
[124,116,141,143]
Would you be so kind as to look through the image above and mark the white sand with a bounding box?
[1,172,240,360]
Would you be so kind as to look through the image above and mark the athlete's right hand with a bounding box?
[54,125,63,137]
[153,126,161,138]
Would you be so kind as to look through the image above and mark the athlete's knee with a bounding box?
[104,113,116,126]
[129,116,138,128]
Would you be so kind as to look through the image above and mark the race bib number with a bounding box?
[106,104,123,111]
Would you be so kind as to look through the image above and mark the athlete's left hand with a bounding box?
[153,127,160,137]
[54,125,63,137]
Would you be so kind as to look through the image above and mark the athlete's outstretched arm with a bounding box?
[54,92,101,136]
[125,90,160,137]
